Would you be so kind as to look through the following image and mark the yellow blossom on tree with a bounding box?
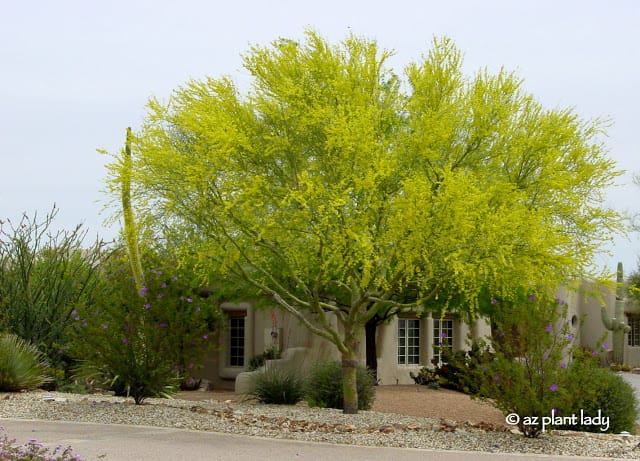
[107,31,623,413]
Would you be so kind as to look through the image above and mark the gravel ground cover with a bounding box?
[1,389,640,459]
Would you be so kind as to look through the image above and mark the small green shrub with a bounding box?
[180,377,202,391]
[434,351,465,390]
[0,334,50,391]
[39,367,65,391]
[409,367,440,389]
[434,341,494,394]
[559,354,639,434]
[609,363,633,372]
[248,347,281,371]
[305,361,375,410]
[249,367,304,405]
[55,380,91,395]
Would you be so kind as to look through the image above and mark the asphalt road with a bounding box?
[622,372,640,424]
[0,419,631,461]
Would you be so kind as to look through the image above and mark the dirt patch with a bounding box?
[370,385,505,426]
[177,384,506,427]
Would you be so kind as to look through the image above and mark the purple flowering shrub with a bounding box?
[476,293,638,437]
[0,428,83,461]
[475,295,575,437]
[68,258,223,404]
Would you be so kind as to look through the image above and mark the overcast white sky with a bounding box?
[1,0,638,276]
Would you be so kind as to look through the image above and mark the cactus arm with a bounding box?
[601,304,614,330]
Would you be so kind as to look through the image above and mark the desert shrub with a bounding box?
[68,258,223,404]
[0,428,83,461]
[609,363,633,372]
[434,350,466,391]
[475,295,575,438]
[433,340,494,394]
[558,353,639,434]
[55,380,92,395]
[248,347,281,371]
[0,334,51,391]
[249,367,304,404]
[305,361,375,410]
[76,360,179,405]
[0,207,106,375]
[410,367,440,389]
[411,339,494,393]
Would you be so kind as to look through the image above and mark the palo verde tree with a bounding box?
[108,31,622,413]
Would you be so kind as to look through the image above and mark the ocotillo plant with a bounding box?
[601,262,630,364]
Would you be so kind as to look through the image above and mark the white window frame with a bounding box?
[628,314,640,347]
[398,318,420,365]
[433,318,454,365]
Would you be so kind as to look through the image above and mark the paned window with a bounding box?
[433,318,454,364]
[628,314,640,347]
[228,311,246,367]
[398,318,420,365]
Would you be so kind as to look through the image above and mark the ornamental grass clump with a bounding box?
[0,333,51,392]
[249,367,305,405]
[68,257,223,404]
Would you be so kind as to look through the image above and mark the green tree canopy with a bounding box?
[107,31,622,412]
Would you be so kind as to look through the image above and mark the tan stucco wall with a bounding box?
[203,305,343,389]
[626,347,640,365]
[575,282,614,353]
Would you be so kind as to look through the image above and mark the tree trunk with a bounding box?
[342,325,362,414]
[365,316,379,384]
[342,335,360,414]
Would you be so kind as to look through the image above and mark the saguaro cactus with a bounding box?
[601,262,631,364]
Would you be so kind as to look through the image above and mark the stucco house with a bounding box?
[196,278,640,391]
[564,279,640,366]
